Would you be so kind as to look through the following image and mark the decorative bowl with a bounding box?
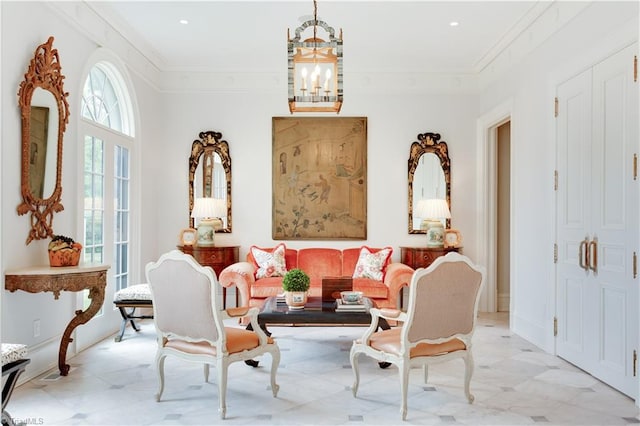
[340,291,363,305]
[48,247,82,267]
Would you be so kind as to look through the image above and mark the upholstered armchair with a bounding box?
[350,252,485,420]
[145,250,280,419]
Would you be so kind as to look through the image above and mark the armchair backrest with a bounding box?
[404,252,484,344]
[146,250,222,344]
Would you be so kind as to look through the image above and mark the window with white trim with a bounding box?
[81,62,135,300]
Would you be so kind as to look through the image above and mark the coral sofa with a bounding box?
[219,244,414,311]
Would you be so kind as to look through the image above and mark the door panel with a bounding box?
[556,68,593,370]
[556,42,638,399]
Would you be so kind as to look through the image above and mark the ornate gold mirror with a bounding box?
[17,37,69,244]
[408,132,451,234]
[188,131,232,232]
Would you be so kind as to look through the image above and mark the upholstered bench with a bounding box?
[2,343,30,426]
[113,283,153,342]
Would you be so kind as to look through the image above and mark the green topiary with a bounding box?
[282,268,310,292]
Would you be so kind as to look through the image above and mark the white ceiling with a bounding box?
[88,1,551,75]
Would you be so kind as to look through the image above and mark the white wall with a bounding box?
[0,2,163,379]
[476,2,639,352]
[155,91,479,264]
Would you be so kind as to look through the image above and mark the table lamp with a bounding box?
[191,197,225,246]
[415,198,451,247]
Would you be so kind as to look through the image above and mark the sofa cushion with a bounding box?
[352,246,393,281]
[297,248,343,281]
[250,243,288,279]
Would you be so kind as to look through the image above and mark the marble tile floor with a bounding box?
[6,313,639,425]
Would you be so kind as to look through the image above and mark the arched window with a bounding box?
[80,60,136,299]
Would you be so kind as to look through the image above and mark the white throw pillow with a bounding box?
[251,243,288,279]
[352,246,392,281]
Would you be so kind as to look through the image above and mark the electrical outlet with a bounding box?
[33,319,41,338]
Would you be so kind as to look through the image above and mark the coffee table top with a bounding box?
[258,296,376,325]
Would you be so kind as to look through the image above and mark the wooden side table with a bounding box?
[400,246,461,270]
[177,245,240,308]
[5,264,110,376]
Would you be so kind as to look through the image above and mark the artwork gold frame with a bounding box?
[272,117,367,240]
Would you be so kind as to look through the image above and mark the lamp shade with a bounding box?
[415,198,451,219]
[191,197,225,219]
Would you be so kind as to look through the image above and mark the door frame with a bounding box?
[475,99,513,315]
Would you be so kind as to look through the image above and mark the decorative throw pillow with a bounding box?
[251,243,288,279]
[352,246,393,281]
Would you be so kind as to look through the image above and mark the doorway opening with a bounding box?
[475,100,512,322]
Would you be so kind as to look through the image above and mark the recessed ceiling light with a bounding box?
[179,19,189,25]
[449,21,459,27]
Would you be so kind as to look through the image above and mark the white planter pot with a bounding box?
[285,291,308,310]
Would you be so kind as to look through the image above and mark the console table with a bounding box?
[4,264,109,376]
[400,246,461,270]
[177,245,239,308]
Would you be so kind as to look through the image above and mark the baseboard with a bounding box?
[511,312,553,353]
[497,293,510,312]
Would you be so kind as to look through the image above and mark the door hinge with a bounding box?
[553,316,558,337]
[553,243,558,263]
[634,55,637,82]
[633,252,637,279]
[633,154,637,180]
[554,170,558,190]
[554,97,559,117]
[633,350,637,377]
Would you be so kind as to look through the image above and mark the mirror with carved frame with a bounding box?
[408,132,451,234]
[17,37,69,244]
[188,131,232,232]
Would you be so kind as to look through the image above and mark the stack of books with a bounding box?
[335,299,367,312]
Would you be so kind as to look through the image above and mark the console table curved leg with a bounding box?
[59,284,105,375]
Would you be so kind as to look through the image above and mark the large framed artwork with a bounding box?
[272,117,367,240]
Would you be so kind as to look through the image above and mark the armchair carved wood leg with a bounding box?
[217,359,228,420]
[464,352,475,403]
[349,349,360,397]
[400,363,410,421]
[155,354,166,402]
[269,348,280,397]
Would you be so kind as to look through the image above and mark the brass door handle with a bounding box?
[588,239,598,274]
[579,239,589,271]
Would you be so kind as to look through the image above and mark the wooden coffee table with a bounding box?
[246,296,391,368]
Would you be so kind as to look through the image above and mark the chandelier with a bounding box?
[287,0,343,113]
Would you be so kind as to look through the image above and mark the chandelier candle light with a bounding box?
[416,199,451,248]
[191,197,226,246]
[288,0,343,113]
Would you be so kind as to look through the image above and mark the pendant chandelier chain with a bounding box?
[313,0,318,57]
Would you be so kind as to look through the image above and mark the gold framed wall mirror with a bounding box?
[188,130,232,232]
[17,36,69,244]
[408,132,451,234]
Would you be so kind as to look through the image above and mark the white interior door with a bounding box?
[556,43,638,399]
[588,43,638,396]
[556,67,595,372]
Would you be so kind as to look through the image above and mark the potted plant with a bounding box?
[282,268,310,310]
[48,235,83,267]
